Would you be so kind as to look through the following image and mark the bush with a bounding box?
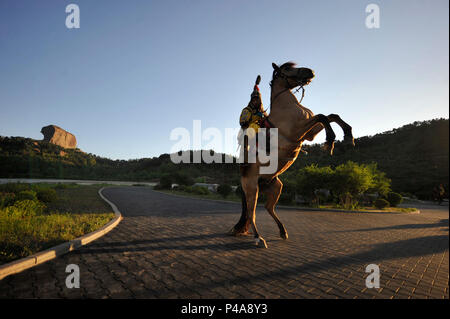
[387,192,403,207]
[16,190,38,202]
[235,185,243,196]
[217,184,232,198]
[1,200,46,218]
[0,192,15,208]
[158,176,173,189]
[0,183,30,194]
[192,186,209,195]
[374,198,390,209]
[171,173,195,186]
[36,188,58,203]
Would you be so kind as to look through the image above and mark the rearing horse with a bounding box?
[229,62,355,248]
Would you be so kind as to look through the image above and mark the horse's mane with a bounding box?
[270,61,297,87]
[280,61,297,69]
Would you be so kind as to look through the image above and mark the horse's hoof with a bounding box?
[280,232,288,240]
[228,227,252,236]
[236,231,252,236]
[344,135,355,147]
[255,237,268,248]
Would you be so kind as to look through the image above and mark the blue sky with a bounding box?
[0,0,448,159]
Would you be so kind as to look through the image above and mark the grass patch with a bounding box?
[0,184,115,265]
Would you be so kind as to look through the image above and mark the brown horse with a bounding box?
[229,62,355,248]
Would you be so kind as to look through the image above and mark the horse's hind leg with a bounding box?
[264,177,288,239]
[242,175,267,248]
[228,190,252,236]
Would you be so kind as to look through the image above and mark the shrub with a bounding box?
[235,185,243,196]
[0,183,30,194]
[16,190,38,202]
[217,184,232,198]
[177,185,190,192]
[374,198,390,209]
[35,188,58,203]
[158,176,173,189]
[171,173,195,186]
[192,186,209,195]
[1,200,46,218]
[0,192,16,208]
[387,192,403,207]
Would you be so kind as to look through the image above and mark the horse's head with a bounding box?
[271,62,315,89]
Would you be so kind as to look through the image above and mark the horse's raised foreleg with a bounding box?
[304,114,354,147]
[263,177,288,239]
[327,114,355,146]
[299,114,336,155]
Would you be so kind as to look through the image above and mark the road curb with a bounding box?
[0,187,122,280]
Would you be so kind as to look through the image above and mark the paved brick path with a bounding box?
[0,187,448,299]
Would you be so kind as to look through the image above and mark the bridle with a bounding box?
[270,68,309,106]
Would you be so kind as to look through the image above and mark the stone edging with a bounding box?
[0,187,122,280]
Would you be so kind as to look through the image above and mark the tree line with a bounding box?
[0,118,448,200]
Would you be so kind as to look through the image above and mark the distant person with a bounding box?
[438,183,445,205]
[432,186,439,203]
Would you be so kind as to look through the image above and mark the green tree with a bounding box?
[366,163,391,196]
[296,164,334,205]
[332,161,375,208]
[279,179,296,204]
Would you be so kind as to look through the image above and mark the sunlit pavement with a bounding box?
[0,187,448,299]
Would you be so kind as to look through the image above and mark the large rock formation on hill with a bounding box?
[41,125,77,149]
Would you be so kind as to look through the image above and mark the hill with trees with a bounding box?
[0,118,448,199]
[295,118,449,199]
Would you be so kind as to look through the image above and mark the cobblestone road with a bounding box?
[0,187,448,299]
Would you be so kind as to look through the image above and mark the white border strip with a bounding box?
[0,187,122,280]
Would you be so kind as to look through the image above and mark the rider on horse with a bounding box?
[238,75,268,166]
[239,75,268,137]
